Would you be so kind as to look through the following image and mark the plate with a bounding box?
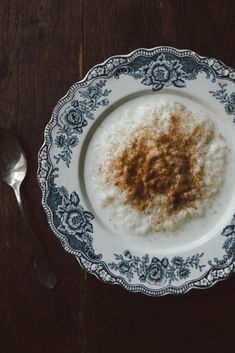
[38,47,235,296]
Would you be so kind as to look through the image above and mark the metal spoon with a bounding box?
[0,128,57,289]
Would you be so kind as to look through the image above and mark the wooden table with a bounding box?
[1,1,235,352]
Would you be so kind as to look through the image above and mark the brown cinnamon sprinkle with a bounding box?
[107,114,211,215]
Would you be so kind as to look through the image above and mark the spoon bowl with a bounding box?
[0,129,27,187]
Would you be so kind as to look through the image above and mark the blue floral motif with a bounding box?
[54,126,79,167]
[222,216,235,257]
[69,136,79,148]
[209,83,235,121]
[172,256,184,268]
[222,215,235,238]
[209,215,235,268]
[177,267,191,279]
[54,80,112,167]
[109,251,204,285]
[161,257,169,268]
[146,262,166,285]
[43,178,100,260]
[56,190,94,241]
[62,101,88,133]
[223,238,235,257]
[55,134,66,148]
[118,262,131,275]
[134,54,186,90]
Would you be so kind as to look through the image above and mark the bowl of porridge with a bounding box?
[92,100,227,235]
[38,47,235,296]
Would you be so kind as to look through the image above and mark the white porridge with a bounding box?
[90,100,227,235]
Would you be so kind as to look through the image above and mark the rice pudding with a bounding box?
[91,100,227,235]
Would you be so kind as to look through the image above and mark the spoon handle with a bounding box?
[14,184,58,289]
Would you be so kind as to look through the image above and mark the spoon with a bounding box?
[0,128,57,289]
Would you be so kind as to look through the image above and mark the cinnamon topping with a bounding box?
[95,100,226,233]
[108,114,211,215]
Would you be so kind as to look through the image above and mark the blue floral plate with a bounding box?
[38,47,235,296]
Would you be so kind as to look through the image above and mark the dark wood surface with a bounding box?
[1,1,235,352]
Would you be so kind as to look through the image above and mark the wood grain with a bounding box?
[1,1,235,352]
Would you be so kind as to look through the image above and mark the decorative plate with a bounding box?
[38,47,235,296]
